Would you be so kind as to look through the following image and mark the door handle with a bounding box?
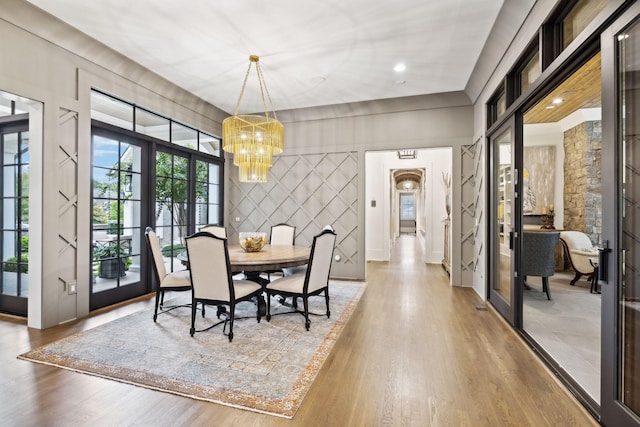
[598,240,612,283]
[509,230,514,250]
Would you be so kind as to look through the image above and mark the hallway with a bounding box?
[0,234,597,426]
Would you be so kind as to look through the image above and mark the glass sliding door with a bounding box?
[601,4,640,425]
[91,130,146,309]
[489,119,520,324]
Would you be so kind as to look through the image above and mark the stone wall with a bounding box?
[563,121,602,245]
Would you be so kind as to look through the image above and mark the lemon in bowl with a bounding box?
[239,232,268,252]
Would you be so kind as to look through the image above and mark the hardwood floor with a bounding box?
[0,235,598,426]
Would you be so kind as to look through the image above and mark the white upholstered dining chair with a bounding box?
[198,224,227,238]
[265,228,336,331]
[145,226,192,322]
[266,223,296,281]
[185,231,263,341]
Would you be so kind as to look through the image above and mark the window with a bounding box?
[519,49,541,95]
[543,0,609,64]
[400,194,416,220]
[90,90,223,308]
[487,84,507,128]
[90,90,221,155]
[562,0,609,49]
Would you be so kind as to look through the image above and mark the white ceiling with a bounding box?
[26,0,504,114]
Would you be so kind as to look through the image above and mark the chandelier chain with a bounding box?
[256,62,278,121]
[232,60,254,116]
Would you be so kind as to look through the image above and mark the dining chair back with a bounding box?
[185,231,262,341]
[144,226,191,321]
[199,224,227,238]
[265,228,337,330]
[270,223,296,245]
[306,229,337,294]
[266,223,296,282]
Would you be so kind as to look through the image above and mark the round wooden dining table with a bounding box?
[227,244,310,273]
[179,244,310,316]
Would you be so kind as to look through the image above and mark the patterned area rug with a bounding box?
[18,280,366,419]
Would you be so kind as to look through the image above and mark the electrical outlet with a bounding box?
[235,217,241,222]
[68,281,77,295]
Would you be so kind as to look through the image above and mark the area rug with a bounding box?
[18,280,366,419]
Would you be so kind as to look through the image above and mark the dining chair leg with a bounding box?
[153,289,161,322]
[303,297,310,331]
[190,300,197,337]
[266,293,272,321]
[228,303,235,342]
[325,289,330,319]
[256,297,262,323]
[542,277,552,300]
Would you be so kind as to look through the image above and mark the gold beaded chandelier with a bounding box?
[222,55,284,183]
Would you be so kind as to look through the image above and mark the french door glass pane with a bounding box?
[0,130,29,298]
[91,135,142,293]
[155,152,190,271]
[619,20,640,414]
[195,160,221,228]
[495,129,513,303]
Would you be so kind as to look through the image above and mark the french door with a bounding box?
[91,129,147,309]
[0,116,29,316]
[601,3,640,425]
[488,117,521,324]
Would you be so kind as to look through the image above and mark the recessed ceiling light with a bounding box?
[552,97,564,104]
[394,63,406,72]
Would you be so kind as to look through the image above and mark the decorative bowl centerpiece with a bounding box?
[239,232,267,252]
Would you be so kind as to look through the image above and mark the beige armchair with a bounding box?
[559,231,599,286]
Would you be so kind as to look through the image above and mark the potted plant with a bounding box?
[93,244,128,279]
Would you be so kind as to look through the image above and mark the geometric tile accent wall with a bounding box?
[57,108,79,296]
[228,152,358,266]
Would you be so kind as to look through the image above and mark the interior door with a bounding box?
[601,3,640,425]
[488,118,520,324]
